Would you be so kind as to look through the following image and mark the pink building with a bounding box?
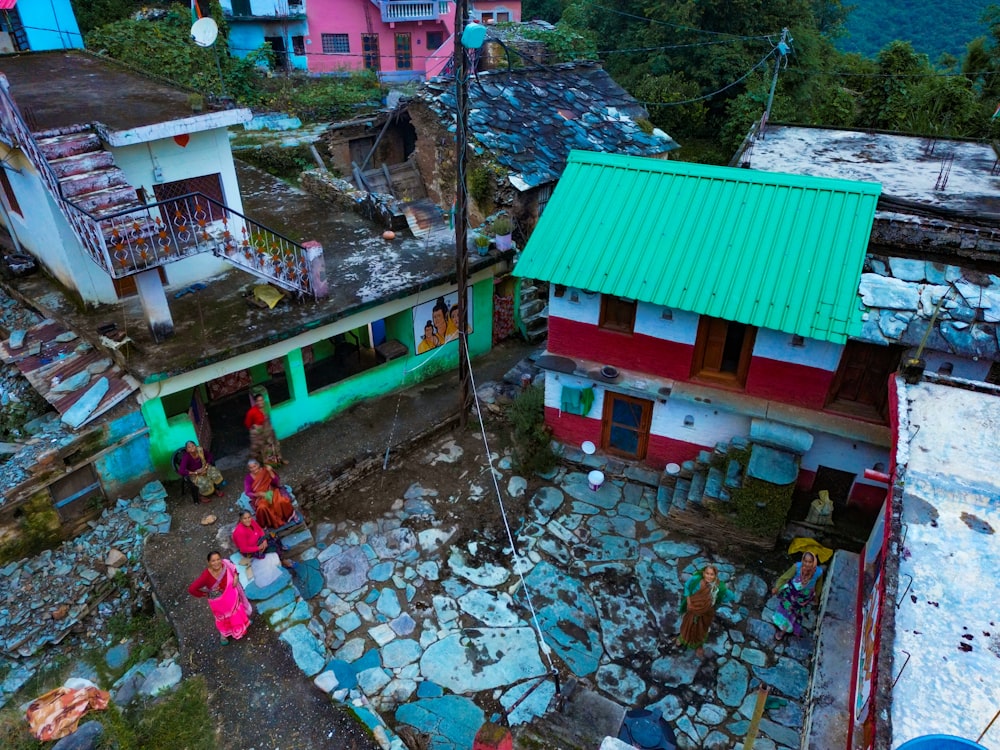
[304,0,520,80]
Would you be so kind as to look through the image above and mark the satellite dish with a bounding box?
[191,17,219,47]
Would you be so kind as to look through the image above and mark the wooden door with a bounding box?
[601,392,653,460]
[827,342,903,420]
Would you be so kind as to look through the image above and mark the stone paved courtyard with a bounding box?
[286,429,812,750]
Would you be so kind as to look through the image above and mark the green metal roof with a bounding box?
[513,151,881,344]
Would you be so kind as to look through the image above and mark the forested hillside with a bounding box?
[840,0,993,61]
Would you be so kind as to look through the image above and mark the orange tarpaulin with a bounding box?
[25,685,110,741]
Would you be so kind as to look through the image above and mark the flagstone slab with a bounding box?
[759,717,800,747]
[651,654,700,687]
[417,680,444,698]
[501,677,556,725]
[448,549,509,587]
[590,583,658,659]
[320,547,371,593]
[336,611,362,633]
[596,663,645,704]
[324,659,358,689]
[279,624,326,676]
[369,562,394,581]
[370,527,417,559]
[377,589,401,618]
[574,533,638,563]
[256,587,296,615]
[458,589,522,627]
[520,561,603,676]
[291,558,324,599]
[561,472,622,509]
[433,595,459,625]
[396,695,484,750]
[382,638,422,669]
[357,666,391,694]
[753,658,809,699]
[716,659,749,707]
[419,628,546,692]
[530,486,564,520]
[390,613,417,635]
[651,540,702,560]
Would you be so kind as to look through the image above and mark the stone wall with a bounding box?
[298,170,404,230]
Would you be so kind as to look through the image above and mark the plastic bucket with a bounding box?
[897,736,988,750]
[588,470,605,491]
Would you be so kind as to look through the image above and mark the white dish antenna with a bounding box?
[191,17,219,47]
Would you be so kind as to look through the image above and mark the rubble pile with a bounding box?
[0,481,172,708]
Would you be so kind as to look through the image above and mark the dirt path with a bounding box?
[145,497,378,750]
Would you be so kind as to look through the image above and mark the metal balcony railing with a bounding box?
[375,0,449,22]
[71,194,314,296]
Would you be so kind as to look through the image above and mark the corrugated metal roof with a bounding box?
[0,0,17,10]
[513,151,882,344]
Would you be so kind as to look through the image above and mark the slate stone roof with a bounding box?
[858,256,1000,360]
[417,61,678,190]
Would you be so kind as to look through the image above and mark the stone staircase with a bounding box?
[656,419,814,550]
[518,279,548,343]
[35,126,145,222]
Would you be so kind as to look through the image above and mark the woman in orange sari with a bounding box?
[244,459,298,529]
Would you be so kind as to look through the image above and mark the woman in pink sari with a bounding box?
[187,550,252,644]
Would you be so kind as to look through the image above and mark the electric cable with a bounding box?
[461,332,557,670]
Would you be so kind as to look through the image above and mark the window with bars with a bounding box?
[152,174,225,227]
[395,33,412,70]
[322,33,349,54]
[362,34,380,71]
[291,35,305,55]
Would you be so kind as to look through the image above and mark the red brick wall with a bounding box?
[545,407,602,447]
[646,433,710,469]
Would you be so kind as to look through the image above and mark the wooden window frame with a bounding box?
[599,295,637,334]
[394,32,412,70]
[362,33,381,71]
[426,30,444,51]
[601,391,652,460]
[690,315,756,388]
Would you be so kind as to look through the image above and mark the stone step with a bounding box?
[687,470,706,505]
[697,450,713,466]
[704,466,723,499]
[59,167,130,199]
[48,149,115,178]
[523,308,548,328]
[750,418,814,455]
[730,435,750,451]
[718,487,731,503]
[520,299,544,318]
[725,459,743,489]
[36,131,102,160]
[656,485,672,517]
[519,284,538,299]
[70,184,143,215]
[679,460,695,480]
[672,478,690,510]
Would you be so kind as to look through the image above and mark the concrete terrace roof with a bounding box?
[514,150,881,344]
[11,162,505,383]
[892,379,1000,746]
[744,125,1000,220]
[0,51,249,137]
[417,61,678,191]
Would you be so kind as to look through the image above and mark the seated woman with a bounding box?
[231,510,295,570]
[244,459,299,529]
[177,441,225,503]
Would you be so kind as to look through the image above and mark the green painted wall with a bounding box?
[146,277,495,475]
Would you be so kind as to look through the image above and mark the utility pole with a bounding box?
[762,27,790,134]
[454,0,471,428]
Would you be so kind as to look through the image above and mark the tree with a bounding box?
[71,0,137,34]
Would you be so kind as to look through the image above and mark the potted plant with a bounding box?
[492,215,513,251]
[474,233,491,255]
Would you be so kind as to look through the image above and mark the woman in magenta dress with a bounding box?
[187,550,252,644]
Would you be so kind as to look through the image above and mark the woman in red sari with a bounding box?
[244,459,298,529]
[187,551,252,644]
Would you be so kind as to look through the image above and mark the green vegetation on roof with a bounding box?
[514,151,881,344]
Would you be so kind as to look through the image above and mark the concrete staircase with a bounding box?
[657,420,813,550]
[518,279,548,343]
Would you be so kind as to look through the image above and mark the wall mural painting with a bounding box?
[412,289,474,356]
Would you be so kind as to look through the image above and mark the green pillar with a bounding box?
[286,349,308,402]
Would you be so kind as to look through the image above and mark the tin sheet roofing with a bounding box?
[513,151,882,344]
[0,320,138,429]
